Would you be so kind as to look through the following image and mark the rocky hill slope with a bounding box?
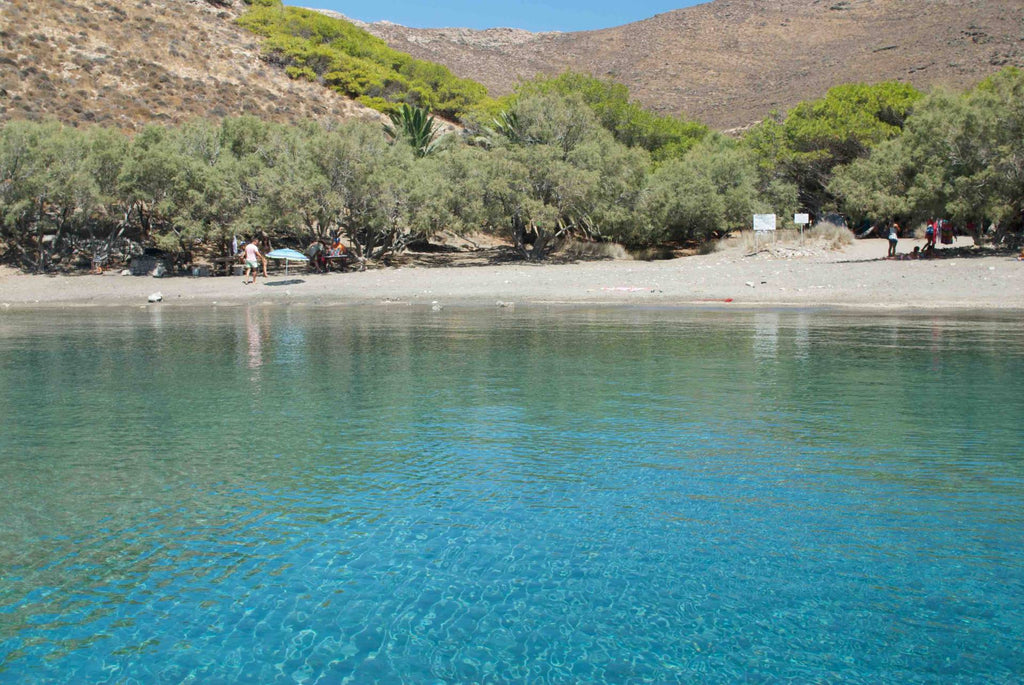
[0,0,379,131]
[345,0,1024,129]
[2,0,1020,133]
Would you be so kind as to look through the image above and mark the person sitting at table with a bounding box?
[328,236,347,258]
[307,239,327,272]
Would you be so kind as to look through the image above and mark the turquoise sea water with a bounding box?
[1,306,1022,683]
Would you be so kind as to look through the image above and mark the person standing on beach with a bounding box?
[243,238,262,285]
[940,219,954,245]
[888,221,899,257]
[925,219,936,249]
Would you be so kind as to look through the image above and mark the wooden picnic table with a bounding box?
[210,255,241,276]
[322,250,367,272]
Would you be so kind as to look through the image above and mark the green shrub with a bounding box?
[237,3,492,119]
[515,72,709,161]
[285,65,317,82]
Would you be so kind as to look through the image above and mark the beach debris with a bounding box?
[745,281,755,287]
[151,264,167,278]
[148,292,163,303]
[431,301,443,311]
[120,269,131,276]
[496,300,514,308]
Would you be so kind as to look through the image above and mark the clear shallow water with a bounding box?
[1,306,1022,683]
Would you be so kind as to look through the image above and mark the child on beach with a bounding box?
[925,220,936,249]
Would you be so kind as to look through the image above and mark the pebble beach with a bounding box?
[2,237,1022,312]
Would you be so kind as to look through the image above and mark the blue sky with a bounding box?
[294,1,707,32]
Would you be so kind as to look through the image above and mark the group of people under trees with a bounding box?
[886,218,958,260]
[304,237,349,274]
[238,235,350,284]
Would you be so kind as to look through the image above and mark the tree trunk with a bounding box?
[511,214,528,258]
[35,199,46,273]
[36,226,45,273]
[531,226,553,261]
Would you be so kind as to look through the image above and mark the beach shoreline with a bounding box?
[2,238,1022,312]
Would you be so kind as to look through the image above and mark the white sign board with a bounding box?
[753,214,777,232]
[794,213,810,225]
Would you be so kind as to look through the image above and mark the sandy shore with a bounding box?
[2,237,1022,312]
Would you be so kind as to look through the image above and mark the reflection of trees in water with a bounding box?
[754,312,780,361]
[793,313,811,360]
[244,306,313,378]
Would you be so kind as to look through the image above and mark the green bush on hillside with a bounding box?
[237,1,490,118]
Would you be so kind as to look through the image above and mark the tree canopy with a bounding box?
[3,68,1023,273]
[744,81,923,215]
[830,68,1024,238]
[237,0,490,119]
[477,72,710,163]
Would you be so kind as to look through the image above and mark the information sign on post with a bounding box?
[794,213,810,239]
[753,214,777,232]
[752,214,776,248]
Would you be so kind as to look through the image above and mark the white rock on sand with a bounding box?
[0,238,1021,310]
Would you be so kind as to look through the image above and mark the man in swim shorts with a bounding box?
[243,238,263,284]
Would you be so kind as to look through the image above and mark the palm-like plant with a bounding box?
[383,104,441,158]
[490,110,522,144]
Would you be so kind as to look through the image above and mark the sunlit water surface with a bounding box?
[1,306,1022,683]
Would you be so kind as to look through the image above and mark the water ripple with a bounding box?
[2,308,1023,682]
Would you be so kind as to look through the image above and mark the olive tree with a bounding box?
[118,125,189,244]
[831,67,1024,242]
[479,91,649,258]
[314,120,416,260]
[0,121,106,270]
[152,120,250,256]
[0,120,53,268]
[641,134,763,244]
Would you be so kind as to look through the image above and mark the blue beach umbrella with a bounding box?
[266,248,309,275]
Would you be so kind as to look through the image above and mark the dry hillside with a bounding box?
[0,0,379,131]
[1,0,1021,133]
[346,0,1024,129]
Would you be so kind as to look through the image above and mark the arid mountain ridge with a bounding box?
[324,0,1024,130]
[0,0,380,132]
[0,0,1021,133]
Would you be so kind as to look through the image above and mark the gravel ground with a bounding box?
[2,238,1022,312]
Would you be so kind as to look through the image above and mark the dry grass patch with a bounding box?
[739,222,855,254]
[558,239,632,261]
